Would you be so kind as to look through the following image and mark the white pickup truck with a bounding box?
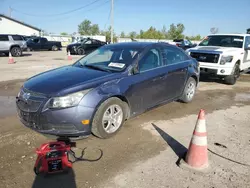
[186,34,250,85]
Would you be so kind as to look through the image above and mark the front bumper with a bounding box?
[66,47,77,55]
[16,96,95,137]
[199,62,233,76]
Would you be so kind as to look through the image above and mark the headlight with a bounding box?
[47,89,92,109]
[220,56,233,65]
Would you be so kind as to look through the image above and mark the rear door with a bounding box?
[161,45,190,99]
[0,35,10,51]
[11,35,26,48]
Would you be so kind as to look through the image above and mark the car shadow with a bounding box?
[151,123,188,165]
[32,168,77,188]
[22,53,33,57]
[199,75,225,84]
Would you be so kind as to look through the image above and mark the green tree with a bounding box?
[120,31,126,38]
[129,31,137,39]
[168,23,185,39]
[91,24,100,35]
[60,32,68,36]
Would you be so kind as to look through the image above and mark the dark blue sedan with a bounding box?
[16,42,200,139]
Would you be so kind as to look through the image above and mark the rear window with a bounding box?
[0,35,9,41]
[12,35,24,41]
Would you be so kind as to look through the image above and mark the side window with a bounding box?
[164,47,189,65]
[85,40,92,44]
[244,36,250,49]
[12,35,23,41]
[0,35,9,41]
[139,48,162,72]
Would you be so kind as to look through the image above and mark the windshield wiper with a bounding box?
[84,64,112,73]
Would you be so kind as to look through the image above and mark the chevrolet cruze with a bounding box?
[16,42,199,139]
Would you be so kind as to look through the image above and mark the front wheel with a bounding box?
[77,48,85,55]
[224,64,240,85]
[91,97,128,139]
[179,77,197,103]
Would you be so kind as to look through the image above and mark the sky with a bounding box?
[0,0,249,37]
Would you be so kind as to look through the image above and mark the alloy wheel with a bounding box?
[102,104,123,134]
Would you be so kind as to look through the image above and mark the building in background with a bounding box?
[0,14,41,36]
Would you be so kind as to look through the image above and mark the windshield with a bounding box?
[199,35,244,48]
[74,46,141,72]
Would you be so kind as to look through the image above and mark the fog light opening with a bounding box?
[220,69,225,73]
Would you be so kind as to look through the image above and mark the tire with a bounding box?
[91,97,128,139]
[179,77,197,103]
[224,64,240,85]
[77,48,85,55]
[11,47,22,57]
[52,45,58,51]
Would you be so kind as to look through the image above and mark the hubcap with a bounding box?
[13,48,21,56]
[102,104,123,134]
[186,82,195,100]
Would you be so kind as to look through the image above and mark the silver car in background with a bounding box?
[0,34,27,57]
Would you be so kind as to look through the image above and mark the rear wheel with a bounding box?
[11,47,22,57]
[224,64,240,85]
[91,97,128,139]
[179,77,197,103]
[52,45,58,51]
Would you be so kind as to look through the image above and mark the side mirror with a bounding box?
[245,44,250,50]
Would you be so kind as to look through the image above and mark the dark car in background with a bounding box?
[26,37,62,51]
[16,42,199,139]
[173,39,197,50]
[66,37,106,55]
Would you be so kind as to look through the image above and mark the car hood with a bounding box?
[188,46,243,54]
[23,65,117,96]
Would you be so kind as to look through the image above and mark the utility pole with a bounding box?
[110,0,114,43]
[9,6,12,17]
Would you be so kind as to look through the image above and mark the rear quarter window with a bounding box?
[12,35,24,41]
[0,35,9,41]
[163,46,189,65]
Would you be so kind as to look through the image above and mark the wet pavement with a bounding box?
[0,75,250,188]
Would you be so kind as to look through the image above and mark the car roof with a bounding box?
[207,33,250,37]
[105,42,157,49]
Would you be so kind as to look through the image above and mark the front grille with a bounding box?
[190,52,220,63]
[17,99,42,112]
[16,88,47,112]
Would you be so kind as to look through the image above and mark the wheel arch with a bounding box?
[10,45,21,50]
[93,94,131,121]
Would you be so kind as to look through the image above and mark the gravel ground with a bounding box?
[103,105,250,188]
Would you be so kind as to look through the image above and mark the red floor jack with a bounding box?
[33,138,103,176]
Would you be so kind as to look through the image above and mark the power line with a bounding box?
[103,7,111,30]
[43,0,110,23]
[11,0,104,17]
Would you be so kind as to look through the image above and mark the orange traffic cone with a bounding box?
[67,51,72,60]
[179,109,209,171]
[8,52,15,64]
